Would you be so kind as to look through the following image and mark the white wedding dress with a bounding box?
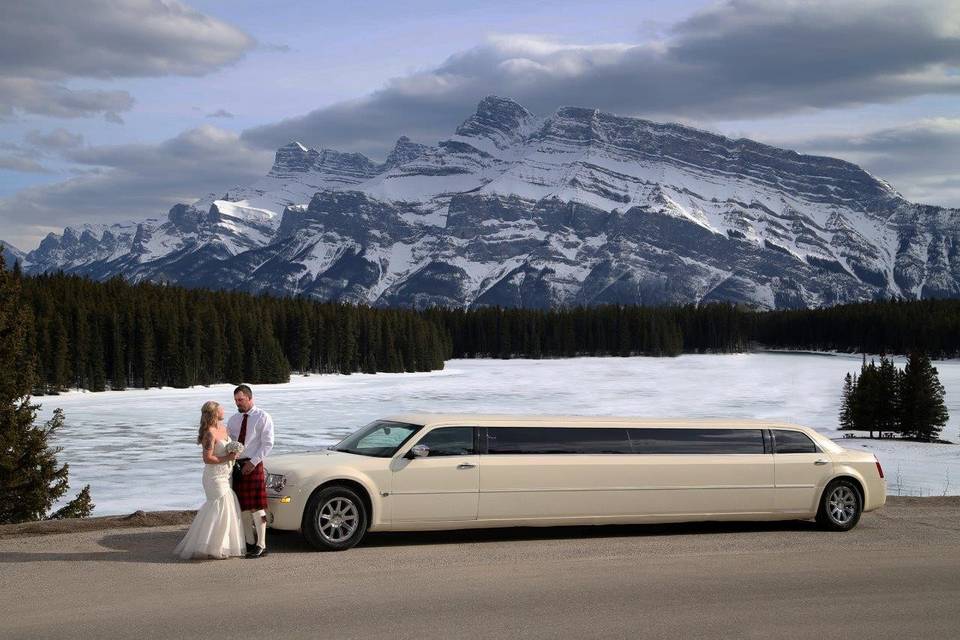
[174,438,246,560]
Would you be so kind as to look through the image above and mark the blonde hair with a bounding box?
[197,400,221,445]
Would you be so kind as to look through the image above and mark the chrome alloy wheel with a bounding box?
[318,497,359,543]
[827,485,858,525]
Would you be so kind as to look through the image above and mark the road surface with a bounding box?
[1,497,959,639]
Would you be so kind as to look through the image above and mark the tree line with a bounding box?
[425,299,960,360]
[422,304,747,358]
[19,270,450,394]
[10,264,960,394]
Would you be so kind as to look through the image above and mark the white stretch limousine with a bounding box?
[264,414,886,550]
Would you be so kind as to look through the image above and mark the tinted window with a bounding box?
[415,427,475,456]
[773,429,818,454]
[487,427,632,454]
[628,428,765,454]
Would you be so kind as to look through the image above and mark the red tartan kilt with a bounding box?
[233,462,267,511]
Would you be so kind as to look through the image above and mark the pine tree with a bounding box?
[875,356,899,437]
[0,257,93,523]
[839,372,855,431]
[50,314,70,392]
[898,352,949,442]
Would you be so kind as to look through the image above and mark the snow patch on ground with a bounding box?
[36,353,960,514]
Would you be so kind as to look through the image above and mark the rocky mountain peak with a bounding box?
[269,141,320,176]
[19,97,960,309]
[384,136,432,169]
[454,95,537,149]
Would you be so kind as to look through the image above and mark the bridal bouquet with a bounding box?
[225,441,245,456]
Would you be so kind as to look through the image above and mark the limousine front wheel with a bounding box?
[303,486,368,551]
[816,479,862,531]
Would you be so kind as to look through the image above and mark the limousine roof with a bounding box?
[383,413,813,431]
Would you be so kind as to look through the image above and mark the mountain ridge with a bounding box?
[17,96,960,309]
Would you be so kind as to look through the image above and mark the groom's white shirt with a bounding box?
[227,405,275,467]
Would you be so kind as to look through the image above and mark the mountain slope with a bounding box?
[1,241,26,268]
[23,97,960,309]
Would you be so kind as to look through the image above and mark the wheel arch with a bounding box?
[822,473,866,507]
[303,477,375,529]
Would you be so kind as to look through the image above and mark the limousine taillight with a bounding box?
[875,456,884,479]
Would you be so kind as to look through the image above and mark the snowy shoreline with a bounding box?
[33,353,960,514]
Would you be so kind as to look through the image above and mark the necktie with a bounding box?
[239,413,248,444]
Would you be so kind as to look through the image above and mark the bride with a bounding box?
[174,400,246,559]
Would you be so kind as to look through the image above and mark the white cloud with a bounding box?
[0,78,134,121]
[0,0,255,120]
[791,118,960,207]
[24,128,86,150]
[0,155,52,174]
[0,126,273,247]
[243,1,960,158]
[0,0,256,80]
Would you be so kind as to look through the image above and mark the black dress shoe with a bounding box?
[246,546,268,559]
[246,543,257,553]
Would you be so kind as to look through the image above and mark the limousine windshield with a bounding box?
[332,420,423,457]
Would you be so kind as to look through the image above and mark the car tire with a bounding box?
[816,479,862,531]
[302,485,368,551]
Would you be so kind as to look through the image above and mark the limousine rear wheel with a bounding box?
[816,479,862,531]
[303,486,368,551]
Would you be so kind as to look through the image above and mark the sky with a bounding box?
[1,0,960,250]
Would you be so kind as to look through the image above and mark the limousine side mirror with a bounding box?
[407,444,430,459]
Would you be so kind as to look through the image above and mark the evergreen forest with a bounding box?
[7,263,960,395]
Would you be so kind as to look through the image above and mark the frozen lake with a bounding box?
[36,352,960,515]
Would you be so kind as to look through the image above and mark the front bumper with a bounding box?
[267,493,304,530]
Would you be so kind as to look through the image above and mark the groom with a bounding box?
[228,384,275,559]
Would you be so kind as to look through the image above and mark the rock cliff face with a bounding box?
[23,97,960,309]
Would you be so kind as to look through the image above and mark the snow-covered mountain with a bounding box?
[1,240,26,268]
[22,97,960,309]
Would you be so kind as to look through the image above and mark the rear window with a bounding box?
[772,429,818,454]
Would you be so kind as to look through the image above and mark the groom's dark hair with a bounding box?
[234,384,253,399]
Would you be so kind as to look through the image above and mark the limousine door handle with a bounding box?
[814,459,829,465]
[457,463,477,470]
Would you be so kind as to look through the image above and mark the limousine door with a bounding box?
[478,427,776,521]
[620,428,775,517]
[478,427,639,520]
[389,427,479,523]
[771,429,834,513]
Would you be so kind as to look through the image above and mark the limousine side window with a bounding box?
[628,428,765,454]
[772,429,819,454]
[487,427,632,455]
[416,427,475,456]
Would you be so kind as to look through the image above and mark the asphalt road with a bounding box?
[2,497,959,640]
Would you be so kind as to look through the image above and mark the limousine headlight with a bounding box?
[266,473,287,492]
